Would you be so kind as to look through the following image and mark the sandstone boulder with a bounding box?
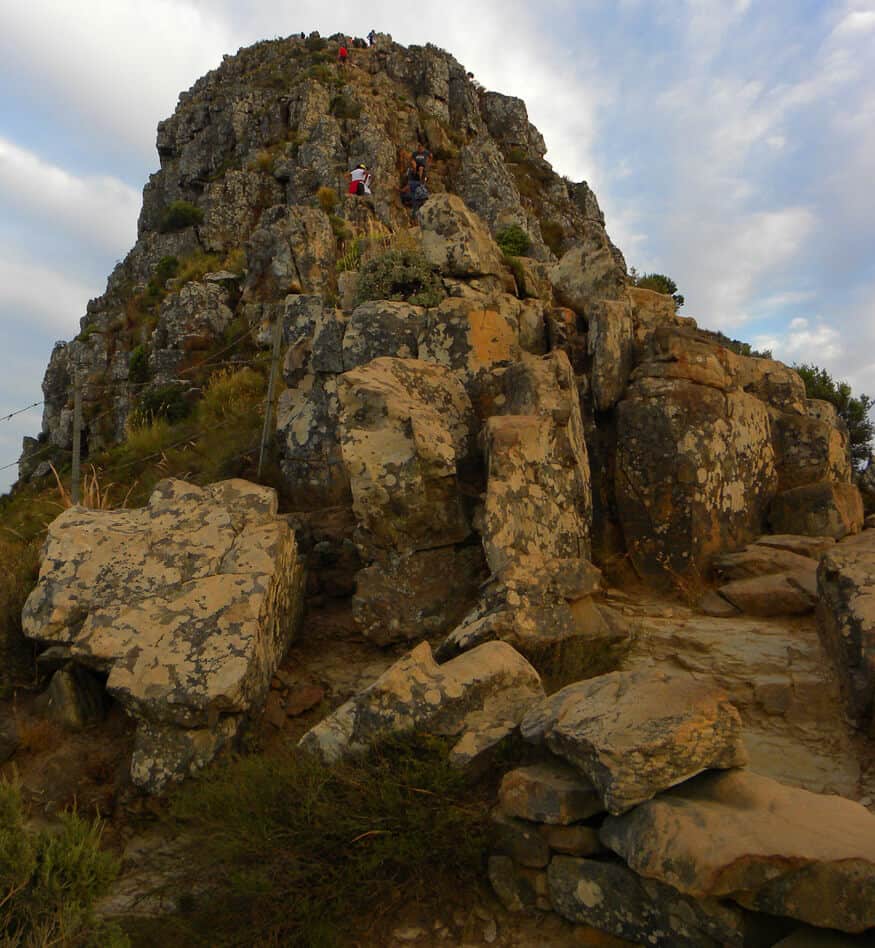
[243,205,336,300]
[713,545,818,579]
[770,482,864,539]
[520,670,746,814]
[547,856,750,948]
[418,193,506,278]
[616,378,777,583]
[23,478,305,792]
[342,300,424,371]
[717,570,818,617]
[337,358,475,555]
[588,297,634,410]
[817,529,875,731]
[549,236,626,314]
[600,769,875,933]
[299,640,544,767]
[498,760,603,824]
[351,545,486,645]
[771,408,851,491]
[753,533,836,558]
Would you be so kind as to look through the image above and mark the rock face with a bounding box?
[547,856,751,948]
[600,769,875,933]
[520,669,747,814]
[770,481,864,539]
[22,478,305,791]
[299,640,544,767]
[817,529,875,731]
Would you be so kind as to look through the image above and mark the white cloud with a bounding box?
[832,8,875,36]
[0,138,139,253]
[0,253,92,335]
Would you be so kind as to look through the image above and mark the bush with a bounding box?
[629,269,685,308]
[329,95,361,120]
[174,252,222,288]
[198,367,265,430]
[158,200,204,233]
[795,364,874,469]
[128,345,149,385]
[316,186,338,214]
[354,249,445,308]
[136,384,191,425]
[540,220,564,256]
[129,736,490,946]
[495,224,531,257]
[304,34,326,52]
[0,781,127,947]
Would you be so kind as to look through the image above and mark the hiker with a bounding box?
[338,43,349,65]
[411,141,431,181]
[348,163,370,196]
[400,163,428,221]
[367,29,377,47]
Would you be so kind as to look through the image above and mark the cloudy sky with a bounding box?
[1,0,873,492]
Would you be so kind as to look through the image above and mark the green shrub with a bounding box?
[329,214,352,241]
[795,364,874,469]
[136,384,191,425]
[329,95,361,120]
[495,224,531,257]
[354,249,445,308]
[316,186,339,213]
[198,367,265,429]
[629,268,685,308]
[174,252,222,288]
[129,736,489,946]
[159,200,204,233]
[304,34,326,52]
[0,781,127,947]
[128,345,149,385]
[540,220,564,256]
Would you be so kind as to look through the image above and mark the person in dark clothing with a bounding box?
[368,29,377,46]
[411,142,431,181]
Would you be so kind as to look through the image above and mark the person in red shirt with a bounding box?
[338,44,349,65]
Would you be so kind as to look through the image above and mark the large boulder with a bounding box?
[520,669,746,814]
[817,530,875,731]
[587,297,635,411]
[716,570,818,617]
[600,769,875,933]
[299,640,544,767]
[23,478,305,792]
[770,482,864,539]
[337,358,476,555]
[351,545,486,646]
[483,351,592,574]
[243,205,336,300]
[342,300,424,371]
[548,856,751,948]
[770,407,851,491]
[418,193,506,279]
[616,378,777,583]
[549,233,627,314]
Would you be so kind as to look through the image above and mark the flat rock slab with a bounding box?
[299,640,544,767]
[23,478,305,792]
[601,769,875,933]
[498,760,603,824]
[754,534,837,558]
[547,856,750,947]
[718,569,817,616]
[713,545,818,580]
[520,669,746,814]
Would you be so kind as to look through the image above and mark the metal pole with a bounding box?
[71,375,82,505]
[257,315,284,479]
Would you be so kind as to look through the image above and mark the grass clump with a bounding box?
[129,736,490,947]
[197,367,265,430]
[158,200,204,234]
[0,781,128,947]
[128,345,149,385]
[134,384,191,426]
[174,252,223,288]
[354,249,445,308]
[316,186,338,214]
[540,220,564,256]
[495,224,531,257]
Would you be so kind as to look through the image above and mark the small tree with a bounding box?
[794,364,874,469]
[629,268,685,308]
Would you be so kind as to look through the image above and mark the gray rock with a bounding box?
[521,669,746,814]
[342,300,424,371]
[547,856,750,947]
[488,855,550,913]
[490,809,551,869]
[498,761,603,824]
[46,665,105,731]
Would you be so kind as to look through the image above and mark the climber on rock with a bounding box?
[412,141,431,181]
[400,162,428,222]
[348,163,371,196]
[368,29,377,47]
